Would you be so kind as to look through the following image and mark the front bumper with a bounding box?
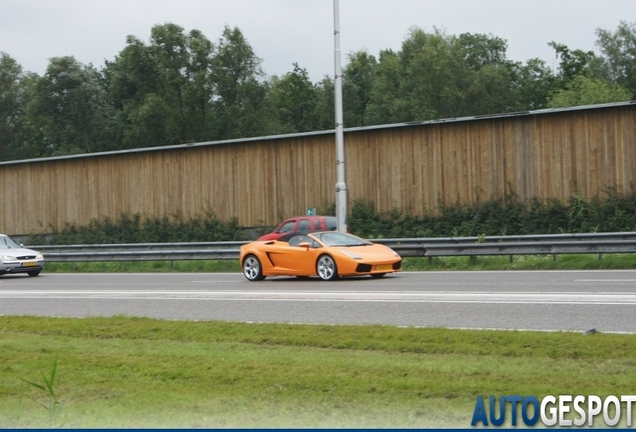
[0,260,45,274]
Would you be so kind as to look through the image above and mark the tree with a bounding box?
[342,50,377,127]
[364,49,405,125]
[210,26,268,139]
[547,75,632,108]
[313,76,336,131]
[548,42,601,87]
[0,53,25,161]
[400,27,464,120]
[23,56,118,156]
[595,21,636,96]
[105,23,215,148]
[508,58,557,110]
[393,28,520,121]
[268,63,318,133]
[455,33,520,115]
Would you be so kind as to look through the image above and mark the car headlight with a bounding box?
[341,250,362,260]
[36,253,44,260]
[1,255,16,262]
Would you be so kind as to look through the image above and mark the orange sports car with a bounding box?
[240,231,402,281]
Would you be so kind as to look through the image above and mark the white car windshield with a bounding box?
[313,232,370,247]
[0,236,22,249]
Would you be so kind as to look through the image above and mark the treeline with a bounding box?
[1,22,635,161]
[27,189,636,244]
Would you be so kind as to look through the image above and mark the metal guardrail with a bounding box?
[29,232,636,263]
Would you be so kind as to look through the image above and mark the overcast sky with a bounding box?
[0,0,633,82]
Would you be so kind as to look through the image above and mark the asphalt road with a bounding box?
[1,270,635,333]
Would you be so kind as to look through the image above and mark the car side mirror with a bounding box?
[298,242,311,250]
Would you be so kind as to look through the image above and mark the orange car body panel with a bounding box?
[240,233,401,278]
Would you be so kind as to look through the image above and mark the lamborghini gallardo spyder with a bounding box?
[240,231,401,281]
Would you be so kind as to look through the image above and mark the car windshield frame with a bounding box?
[312,232,371,247]
[0,236,22,249]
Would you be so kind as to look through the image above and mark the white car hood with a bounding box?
[0,247,41,258]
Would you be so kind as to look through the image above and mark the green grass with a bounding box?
[42,253,636,273]
[1,316,636,428]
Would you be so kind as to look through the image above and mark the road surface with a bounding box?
[1,270,635,332]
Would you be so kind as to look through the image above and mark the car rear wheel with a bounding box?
[316,254,338,281]
[242,255,265,281]
[27,270,41,277]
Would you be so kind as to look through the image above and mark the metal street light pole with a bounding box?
[333,0,347,232]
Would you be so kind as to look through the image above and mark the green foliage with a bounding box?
[596,21,636,96]
[22,56,119,157]
[0,53,27,161]
[23,188,636,245]
[547,75,632,108]
[347,188,636,238]
[28,212,246,245]
[2,21,636,162]
[210,26,269,139]
[342,50,377,127]
[268,63,318,133]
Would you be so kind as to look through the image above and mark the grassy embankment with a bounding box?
[1,316,635,428]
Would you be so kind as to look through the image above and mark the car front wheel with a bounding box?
[27,270,41,277]
[316,254,338,281]
[242,255,265,281]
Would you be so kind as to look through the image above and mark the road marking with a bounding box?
[2,290,636,305]
[190,280,241,283]
[576,279,636,282]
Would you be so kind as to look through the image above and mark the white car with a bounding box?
[0,234,45,277]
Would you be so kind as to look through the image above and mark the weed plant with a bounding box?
[18,357,70,428]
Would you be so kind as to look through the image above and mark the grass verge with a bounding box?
[42,253,636,273]
[1,316,635,428]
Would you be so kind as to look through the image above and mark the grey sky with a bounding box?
[0,0,633,82]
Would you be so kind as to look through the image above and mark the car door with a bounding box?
[268,235,319,275]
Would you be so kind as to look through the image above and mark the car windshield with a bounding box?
[0,236,22,249]
[313,232,371,247]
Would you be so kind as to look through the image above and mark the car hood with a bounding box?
[332,244,398,259]
[0,247,42,258]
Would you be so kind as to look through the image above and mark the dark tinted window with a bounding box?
[298,219,311,232]
[325,217,337,231]
[278,220,296,233]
